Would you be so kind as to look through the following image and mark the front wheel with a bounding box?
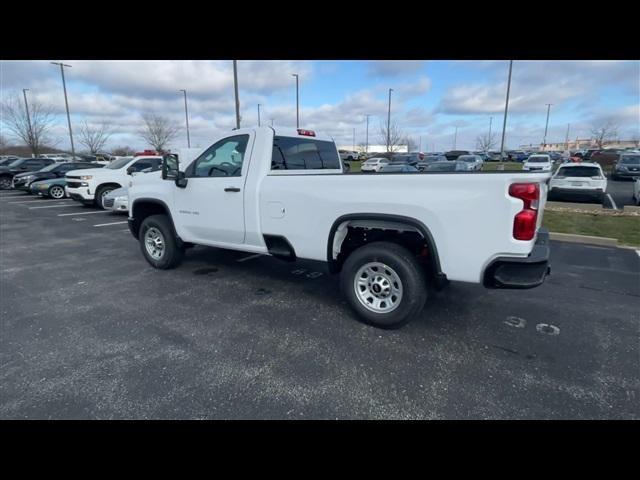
[48,185,66,199]
[139,215,183,269]
[95,185,116,209]
[340,241,427,329]
[0,177,11,189]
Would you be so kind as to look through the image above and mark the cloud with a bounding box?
[367,61,427,77]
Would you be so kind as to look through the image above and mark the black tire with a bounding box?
[0,176,11,190]
[48,184,66,199]
[95,185,116,209]
[340,241,427,329]
[139,215,184,269]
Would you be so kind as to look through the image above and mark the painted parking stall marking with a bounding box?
[58,210,110,216]
[237,253,263,263]
[29,204,78,210]
[93,221,128,227]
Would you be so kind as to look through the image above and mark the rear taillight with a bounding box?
[509,183,539,241]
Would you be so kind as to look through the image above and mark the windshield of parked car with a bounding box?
[528,156,550,163]
[39,163,61,172]
[557,166,601,177]
[458,155,477,162]
[7,159,26,168]
[106,157,134,169]
[619,156,640,165]
[422,156,442,162]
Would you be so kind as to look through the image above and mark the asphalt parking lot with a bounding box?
[606,177,637,208]
[1,191,639,419]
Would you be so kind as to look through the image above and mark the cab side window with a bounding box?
[189,135,249,178]
[131,158,161,172]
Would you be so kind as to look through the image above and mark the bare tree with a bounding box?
[379,121,405,153]
[78,120,114,154]
[630,133,640,148]
[591,121,619,149]
[405,136,419,152]
[0,133,8,150]
[111,145,136,156]
[476,132,498,151]
[139,113,180,152]
[1,93,57,156]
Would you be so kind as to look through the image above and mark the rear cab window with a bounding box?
[271,136,342,173]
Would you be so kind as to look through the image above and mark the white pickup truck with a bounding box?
[128,127,551,329]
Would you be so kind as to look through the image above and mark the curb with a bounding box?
[549,232,618,247]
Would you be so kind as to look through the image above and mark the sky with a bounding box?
[1,60,639,152]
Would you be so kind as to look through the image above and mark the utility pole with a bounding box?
[22,89,33,149]
[543,103,553,148]
[488,116,493,150]
[50,62,75,159]
[453,126,458,149]
[352,128,355,151]
[179,89,191,148]
[257,104,261,127]
[233,60,241,129]
[364,114,371,154]
[292,73,299,128]
[271,118,274,126]
[565,123,570,151]
[499,60,513,160]
[386,88,393,152]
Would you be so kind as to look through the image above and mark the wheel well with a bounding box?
[96,182,122,192]
[129,200,172,239]
[327,216,447,288]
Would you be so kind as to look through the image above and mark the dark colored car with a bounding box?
[379,162,419,173]
[12,162,101,191]
[444,150,470,161]
[425,161,468,172]
[391,152,424,166]
[611,154,640,180]
[0,157,20,166]
[0,158,55,189]
[417,154,448,171]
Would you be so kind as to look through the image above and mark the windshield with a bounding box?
[557,166,601,177]
[423,156,441,162]
[427,163,455,171]
[458,155,476,162]
[39,163,60,172]
[7,159,26,167]
[620,156,640,165]
[528,156,549,163]
[106,157,134,169]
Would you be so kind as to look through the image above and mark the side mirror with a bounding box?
[126,166,135,175]
[161,154,179,180]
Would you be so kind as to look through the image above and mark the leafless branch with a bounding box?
[1,93,58,156]
[139,113,180,152]
[78,119,114,154]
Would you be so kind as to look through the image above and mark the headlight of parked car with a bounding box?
[80,175,93,180]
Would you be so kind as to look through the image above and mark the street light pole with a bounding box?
[365,114,371,153]
[257,104,261,127]
[292,74,299,128]
[565,123,571,151]
[232,60,241,129]
[543,103,553,148]
[499,60,513,160]
[179,89,190,148]
[271,118,274,126]
[51,62,75,159]
[386,88,393,152]
[488,116,493,149]
[352,128,356,151]
[22,89,33,150]
[453,126,458,149]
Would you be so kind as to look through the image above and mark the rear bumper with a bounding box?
[483,229,550,289]
[549,187,604,200]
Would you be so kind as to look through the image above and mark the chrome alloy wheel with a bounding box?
[353,262,403,313]
[144,227,165,260]
[50,185,65,199]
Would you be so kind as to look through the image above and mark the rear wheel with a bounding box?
[48,185,65,199]
[340,241,427,329]
[0,177,11,189]
[139,215,183,269]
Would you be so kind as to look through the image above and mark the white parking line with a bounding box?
[9,199,71,204]
[28,204,78,209]
[93,221,128,227]
[58,210,109,216]
[607,194,618,210]
[236,253,263,263]
[636,250,640,258]
[0,193,28,197]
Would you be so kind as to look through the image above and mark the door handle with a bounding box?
[224,187,241,192]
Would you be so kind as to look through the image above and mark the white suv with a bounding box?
[66,155,162,209]
[548,162,607,203]
[523,154,552,172]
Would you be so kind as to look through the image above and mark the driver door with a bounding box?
[174,134,251,245]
